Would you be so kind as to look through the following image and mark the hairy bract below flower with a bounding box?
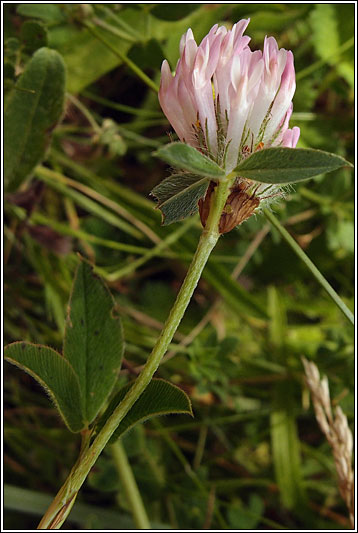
[159,19,300,231]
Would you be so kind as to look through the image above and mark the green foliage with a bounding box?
[152,144,353,225]
[152,142,228,224]
[310,4,353,88]
[4,483,166,529]
[16,3,65,23]
[98,119,127,157]
[204,261,268,319]
[187,332,238,399]
[97,379,193,443]
[310,4,339,62]
[270,395,304,510]
[4,37,20,64]
[4,47,65,192]
[227,494,264,529]
[154,142,226,178]
[63,260,124,425]
[20,20,48,53]
[4,342,83,432]
[235,147,353,183]
[50,6,150,93]
[150,4,200,21]
[5,258,125,432]
[268,288,305,509]
[151,173,210,225]
[128,38,165,70]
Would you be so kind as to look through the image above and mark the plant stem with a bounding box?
[83,22,159,93]
[37,177,234,529]
[111,441,150,529]
[263,208,354,325]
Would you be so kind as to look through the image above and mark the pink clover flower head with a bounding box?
[159,19,300,176]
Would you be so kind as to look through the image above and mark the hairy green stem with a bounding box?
[37,177,233,529]
[263,208,354,325]
[111,441,150,529]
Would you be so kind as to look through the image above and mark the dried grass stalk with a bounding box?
[302,357,354,528]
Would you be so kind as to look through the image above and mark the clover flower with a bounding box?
[158,20,300,231]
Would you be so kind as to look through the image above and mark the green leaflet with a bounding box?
[5,259,125,431]
[153,143,225,179]
[20,20,48,53]
[4,47,66,191]
[16,3,65,23]
[96,378,193,443]
[151,173,210,225]
[234,147,353,184]
[4,342,84,432]
[63,260,124,425]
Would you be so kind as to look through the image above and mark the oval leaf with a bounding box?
[154,142,225,179]
[234,147,353,184]
[4,47,66,192]
[20,20,48,53]
[4,342,84,432]
[97,379,193,443]
[151,173,210,225]
[63,259,124,425]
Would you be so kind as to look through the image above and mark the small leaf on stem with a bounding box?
[4,342,84,432]
[234,147,353,183]
[153,142,225,179]
[151,173,210,225]
[63,259,124,425]
[96,378,193,443]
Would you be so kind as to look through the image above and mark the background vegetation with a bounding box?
[4,3,354,530]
